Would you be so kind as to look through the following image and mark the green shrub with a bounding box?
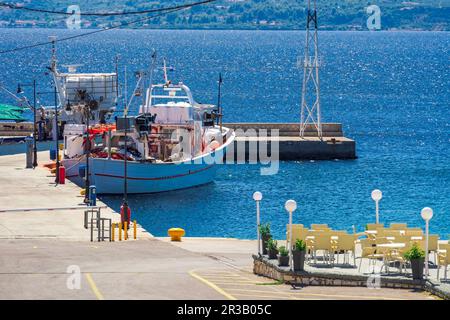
[278,246,288,256]
[404,243,425,261]
[267,238,278,251]
[294,239,306,251]
[259,223,271,237]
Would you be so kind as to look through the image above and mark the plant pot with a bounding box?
[278,255,289,267]
[410,258,424,280]
[292,250,306,271]
[261,234,271,255]
[268,248,278,260]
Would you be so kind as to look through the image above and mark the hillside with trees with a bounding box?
[0,0,448,30]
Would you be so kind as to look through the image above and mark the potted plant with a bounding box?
[404,243,425,280]
[278,246,289,267]
[292,239,307,271]
[267,238,278,260]
[259,223,271,255]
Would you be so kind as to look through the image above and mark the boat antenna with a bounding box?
[217,73,223,131]
[124,66,128,113]
[146,50,157,113]
[115,54,120,109]
[163,58,169,85]
[124,71,145,116]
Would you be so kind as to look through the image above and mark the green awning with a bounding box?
[0,104,26,122]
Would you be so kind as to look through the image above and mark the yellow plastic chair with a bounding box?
[366,223,384,231]
[405,228,424,237]
[286,224,308,243]
[392,235,411,244]
[358,238,384,273]
[308,232,336,265]
[311,224,330,231]
[428,235,439,263]
[389,223,408,230]
[334,234,357,265]
[384,230,402,238]
[332,230,348,237]
[437,243,450,281]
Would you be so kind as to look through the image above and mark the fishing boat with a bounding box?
[56,55,234,194]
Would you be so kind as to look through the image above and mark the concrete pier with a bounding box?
[1,121,356,160]
[224,123,357,161]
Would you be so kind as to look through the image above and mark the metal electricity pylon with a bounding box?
[300,0,322,139]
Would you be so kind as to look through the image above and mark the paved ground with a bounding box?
[0,238,437,300]
[0,152,441,300]
[0,152,150,240]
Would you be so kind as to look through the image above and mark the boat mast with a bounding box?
[217,73,223,132]
[115,55,120,110]
[163,58,169,85]
[145,50,157,113]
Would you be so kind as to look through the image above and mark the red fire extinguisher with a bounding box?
[120,204,131,229]
[59,165,66,184]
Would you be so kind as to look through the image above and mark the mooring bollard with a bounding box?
[133,220,137,240]
[118,223,122,241]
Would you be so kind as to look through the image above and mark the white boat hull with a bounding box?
[63,130,234,194]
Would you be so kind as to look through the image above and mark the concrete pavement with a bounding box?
[0,152,439,300]
[0,152,151,240]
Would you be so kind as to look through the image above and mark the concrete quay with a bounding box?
[0,152,437,300]
[224,123,356,161]
[0,151,151,240]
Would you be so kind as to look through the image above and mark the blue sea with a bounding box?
[0,29,449,238]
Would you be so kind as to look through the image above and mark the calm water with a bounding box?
[0,29,448,238]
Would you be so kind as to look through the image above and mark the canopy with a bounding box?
[0,104,26,122]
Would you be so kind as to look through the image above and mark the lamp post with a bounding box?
[421,207,433,278]
[122,114,129,227]
[54,82,60,184]
[253,191,263,255]
[17,81,38,168]
[285,200,297,271]
[84,104,90,203]
[371,189,382,224]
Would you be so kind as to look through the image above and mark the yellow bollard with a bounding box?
[118,223,122,241]
[111,223,115,242]
[133,220,137,240]
[168,228,186,242]
[124,221,128,240]
[59,143,64,151]
[80,189,86,196]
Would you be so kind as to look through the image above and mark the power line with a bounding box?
[0,0,216,16]
[0,1,214,55]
